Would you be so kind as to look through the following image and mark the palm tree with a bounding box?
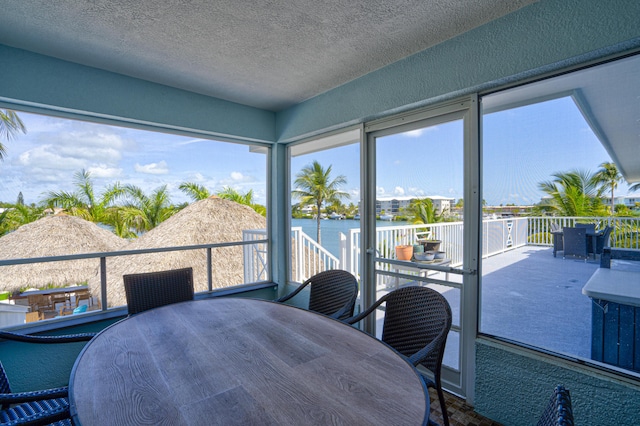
[217,186,266,216]
[292,161,349,244]
[42,169,125,224]
[0,109,27,161]
[593,162,623,213]
[179,182,211,201]
[119,185,176,233]
[404,198,442,224]
[538,169,606,217]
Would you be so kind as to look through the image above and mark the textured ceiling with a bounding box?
[0,0,535,111]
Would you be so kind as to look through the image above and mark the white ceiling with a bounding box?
[0,0,535,111]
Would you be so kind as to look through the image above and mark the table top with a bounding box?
[70,298,428,425]
[582,268,640,307]
[18,285,88,297]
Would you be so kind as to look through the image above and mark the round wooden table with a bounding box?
[70,298,429,425]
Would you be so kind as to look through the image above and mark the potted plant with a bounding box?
[395,245,414,261]
[422,240,441,252]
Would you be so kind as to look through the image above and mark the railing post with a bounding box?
[340,232,347,272]
[207,247,213,291]
[100,257,107,311]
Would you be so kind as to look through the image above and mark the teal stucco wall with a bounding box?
[476,339,640,425]
[0,44,276,144]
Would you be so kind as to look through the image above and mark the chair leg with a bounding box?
[433,375,449,426]
[436,385,449,426]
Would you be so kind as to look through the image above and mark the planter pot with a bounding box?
[395,245,414,261]
[422,240,441,252]
[434,251,446,260]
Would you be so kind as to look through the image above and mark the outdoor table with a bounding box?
[393,258,452,288]
[69,298,429,425]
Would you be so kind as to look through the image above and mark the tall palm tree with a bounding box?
[119,184,176,233]
[0,109,27,161]
[292,161,349,244]
[217,186,266,216]
[593,161,623,213]
[538,169,606,217]
[179,182,211,201]
[42,169,125,224]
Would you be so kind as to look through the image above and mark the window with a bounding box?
[480,54,640,374]
[0,110,268,325]
[288,128,360,284]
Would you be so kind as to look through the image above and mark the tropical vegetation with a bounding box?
[0,109,26,161]
[292,160,349,244]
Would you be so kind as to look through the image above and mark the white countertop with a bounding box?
[582,268,640,307]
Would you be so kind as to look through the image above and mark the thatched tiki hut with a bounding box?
[88,196,266,308]
[0,215,125,293]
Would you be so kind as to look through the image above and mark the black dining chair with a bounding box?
[123,267,194,315]
[345,286,452,426]
[562,227,588,260]
[0,330,96,425]
[536,385,574,426]
[275,269,359,321]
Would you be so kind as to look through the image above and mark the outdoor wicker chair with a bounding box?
[275,269,358,321]
[562,227,588,260]
[0,330,96,425]
[345,286,452,426]
[123,267,194,315]
[536,385,574,426]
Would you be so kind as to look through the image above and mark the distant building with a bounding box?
[605,195,640,209]
[374,196,454,217]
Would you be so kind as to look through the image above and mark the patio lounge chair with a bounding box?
[562,227,588,260]
[536,385,574,426]
[345,286,452,426]
[123,267,194,315]
[0,330,95,425]
[275,269,358,321]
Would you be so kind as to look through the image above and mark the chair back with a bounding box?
[381,286,452,373]
[562,227,587,259]
[550,222,561,233]
[574,223,595,233]
[123,267,194,315]
[0,363,10,396]
[537,385,574,426]
[307,270,359,320]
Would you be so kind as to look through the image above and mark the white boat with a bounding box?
[328,212,344,220]
[353,214,360,220]
[379,214,394,221]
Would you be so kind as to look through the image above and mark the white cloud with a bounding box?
[376,186,386,195]
[87,165,122,178]
[394,186,405,195]
[231,171,244,181]
[135,161,169,175]
[404,129,423,138]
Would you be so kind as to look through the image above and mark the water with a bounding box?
[291,218,408,258]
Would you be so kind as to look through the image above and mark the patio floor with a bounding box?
[379,245,619,370]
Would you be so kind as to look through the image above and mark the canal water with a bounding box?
[291,218,408,258]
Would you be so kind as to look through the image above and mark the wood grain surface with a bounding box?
[70,298,428,425]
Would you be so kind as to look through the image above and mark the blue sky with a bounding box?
[0,111,267,206]
[1,97,635,208]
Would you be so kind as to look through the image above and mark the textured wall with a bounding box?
[0,45,276,143]
[276,0,640,142]
[476,340,640,425]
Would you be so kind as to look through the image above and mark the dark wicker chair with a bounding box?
[562,227,587,260]
[537,385,574,426]
[0,331,95,425]
[345,286,452,426]
[123,267,194,315]
[275,270,359,321]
